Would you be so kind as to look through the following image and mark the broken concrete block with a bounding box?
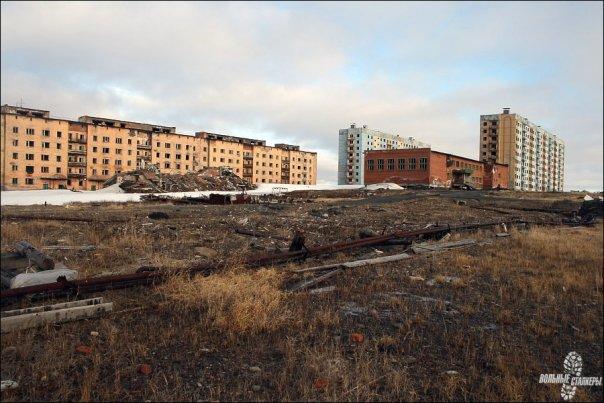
[10,268,78,289]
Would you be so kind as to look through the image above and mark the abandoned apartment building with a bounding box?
[363,148,509,190]
[480,108,565,191]
[0,105,317,191]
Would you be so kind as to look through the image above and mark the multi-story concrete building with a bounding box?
[338,123,429,185]
[364,148,509,190]
[480,108,565,191]
[0,105,317,190]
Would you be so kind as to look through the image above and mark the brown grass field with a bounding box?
[1,189,602,401]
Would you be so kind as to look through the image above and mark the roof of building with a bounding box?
[365,147,508,166]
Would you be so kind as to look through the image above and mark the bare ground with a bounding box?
[1,188,602,401]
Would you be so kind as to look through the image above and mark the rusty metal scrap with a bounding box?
[0,219,567,302]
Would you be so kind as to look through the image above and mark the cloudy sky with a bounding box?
[2,1,602,190]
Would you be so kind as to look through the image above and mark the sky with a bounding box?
[1,1,602,190]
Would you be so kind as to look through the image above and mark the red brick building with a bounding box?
[364,148,508,189]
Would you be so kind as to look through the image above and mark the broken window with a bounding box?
[367,160,375,171]
[398,158,405,170]
[377,159,384,170]
[408,158,416,170]
[419,157,428,170]
[26,166,34,174]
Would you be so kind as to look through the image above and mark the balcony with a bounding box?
[68,149,87,155]
[68,137,87,144]
[67,172,87,179]
[137,143,151,149]
[68,161,87,167]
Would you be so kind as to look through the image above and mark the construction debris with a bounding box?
[10,268,78,289]
[411,239,476,254]
[1,297,113,333]
[105,166,256,193]
[15,241,54,270]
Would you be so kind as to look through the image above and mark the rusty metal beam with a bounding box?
[0,219,538,302]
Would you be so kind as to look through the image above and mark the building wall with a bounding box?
[364,148,505,190]
[207,139,244,176]
[480,109,565,191]
[483,163,509,189]
[338,124,430,185]
[1,105,317,190]
[364,149,432,185]
[0,112,69,190]
[85,124,138,190]
[151,133,203,175]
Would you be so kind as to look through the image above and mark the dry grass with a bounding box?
[0,198,602,401]
[161,268,289,335]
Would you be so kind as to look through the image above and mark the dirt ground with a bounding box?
[1,188,602,401]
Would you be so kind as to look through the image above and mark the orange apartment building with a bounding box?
[364,148,509,190]
[0,105,317,190]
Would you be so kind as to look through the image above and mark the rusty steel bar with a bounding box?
[1,220,529,301]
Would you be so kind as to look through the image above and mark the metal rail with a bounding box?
[0,219,533,301]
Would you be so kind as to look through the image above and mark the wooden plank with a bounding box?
[1,297,104,318]
[412,239,476,254]
[291,252,412,273]
[289,269,343,292]
[1,302,113,333]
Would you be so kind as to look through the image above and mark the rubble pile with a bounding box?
[104,166,256,193]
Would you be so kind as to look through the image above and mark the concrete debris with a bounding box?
[0,380,19,391]
[105,166,256,193]
[496,233,511,237]
[1,298,113,333]
[10,268,78,289]
[583,195,594,201]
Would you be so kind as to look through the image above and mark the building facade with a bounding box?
[364,148,509,190]
[480,108,565,191]
[0,105,317,190]
[338,124,429,185]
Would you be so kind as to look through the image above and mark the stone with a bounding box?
[90,331,99,337]
[249,366,262,373]
[444,370,459,376]
[252,385,261,392]
[408,276,425,282]
[138,364,152,375]
[350,333,365,343]
[194,247,218,259]
[359,228,379,239]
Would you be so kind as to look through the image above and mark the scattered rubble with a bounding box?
[105,165,256,193]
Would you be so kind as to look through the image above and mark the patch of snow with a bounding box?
[583,194,594,201]
[0,183,364,206]
[364,183,404,190]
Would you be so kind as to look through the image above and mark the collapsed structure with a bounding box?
[104,166,256,193]
[0,105,317,191]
